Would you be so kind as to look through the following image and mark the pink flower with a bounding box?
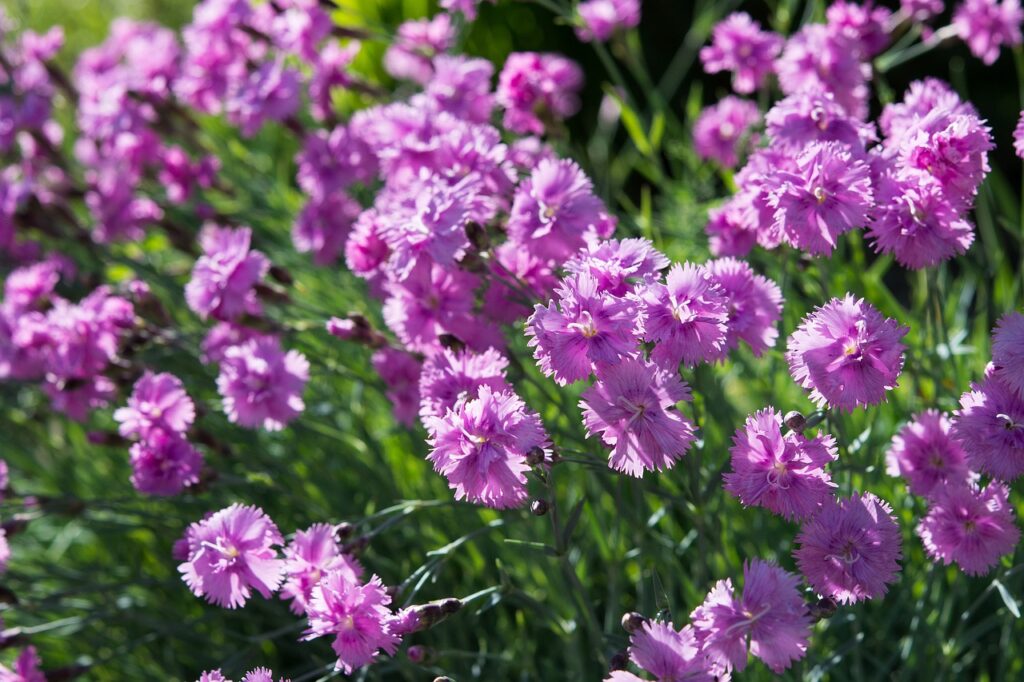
[580,358,696,477]
[693,96,761,168]
[426,387,548,509]
[705,199,757,258]
[993,311,1024,398]
[700,12,783,94]
[1015,111,1024,158]
[418,347,511,423]
[185,225,269,322]
[775,24,871,118]
[563,238,669,297]
[953,374,1024,481]
[954,0,1023,65]
[885,410,971,498]
[624,621,714,681]
[691,560,811,674]
[281,523,363,615]
[496,52,583,135]
[0,647,45,682]
[765,92,873,152]
[129,429,203,496]
[794,492,902,604]
[707,258,783,357]
[635,262,730,368]
[216,337,309,431]
[917,481,1020,575]
[724,408,836,520]
[787,295,908,412]
[384,14,454,84]
[303,571,400,674]
[371,348,422,428]
[576,0,640,43]
[902,0,944,21]
[114,371,196,439]
[179,504,285,609]
[826,0,892,58]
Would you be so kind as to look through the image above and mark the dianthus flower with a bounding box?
[580,358,695,477]
[992,311,1024,398]
[269,0,332,61]
[185,225,269,322]
[371,348,422,428]
[787,295,908,412]
[496,52,583,135]
[954,0,1023,65]
[114,371,196,439]
[226,59,302,137]
[44,375,117,422]
[2,259,60,314]
[794,492,902,604]
[345,210,391,283]
[179,504,285,609]
[724,408,836,520]
[39,287,134,381]
[216,337,310,431]
[384,14,454,84]
[693,96,761,168]
[295,126,376,200]
[705,198,758,258]
[159,146,219,204]
[309,41,360,122]
[902,0,944,20]
[953,373,1024,480]
[879,78,975,143]
[282,523,363,615]
[482,243,559,324]
[918,481,1020,575]
[691,559,811,674]
[507,159,614,261]
[886,410,971,498]
[0,647,45,682]
[440,0,494,20]
[770,141,873,256]
[700,12,783,94]
[425,56,495,123]
[129,429,203,496]
[707,258,783,357]
[576,0,641,42]
[563,238,668,297]
[616,621,714,682]
[774,24,871,118]
[293,192,362,266]
[526,273,638,386]
[426,386,548,509]
[765,92,873,152]
[200,322,273,365]
[826,0,892,58]
[635,262,730,368]
[303,572,400,674]
[418,347,511,422]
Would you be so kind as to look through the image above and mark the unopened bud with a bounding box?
[465,222,489,251]
[44,664,91,681]
[609,651,629,671]
[783,411,806,431]
[269,265,293,285]
[86,431,127,447]
[0,586,17,605]
[438,334,465,352]
[407,645,430,664]
[343,535,369,555]
[809,596,837,620]
[335,522,355,540]
[439,597,462,615]
[620,611,647,633]
[525,447,547,467]
[432,677,453,682]
[530,499,549,516]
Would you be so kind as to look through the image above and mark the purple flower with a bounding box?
[635,262,730,368]
[992,311,1024,398]
[40,287,135,380]
[179,503,285,609]
[954,0,1023,65]
[563,238,668,297]
[775,24,871,118]
[765,92,873,152]
[705,199,758,258]
[216,337,309,431]
[787,295,908,412]
[886,410,971,498]
[129,429,203,496]
[345,210,391,283]
[879,78,975,144]
[418,347,511,423]
[826,0,892,58]
[770,141,873,256]
[707,258,783,357]
[902,0,944,20]
[159,146,219,205]
[114,371,196,439]
[425,56,495,123]
[282,523,363,615]
[201,322,273,365]
[691,560,811,674]
[794,492,902,604]
[226,59,302,137]
[526,273,638,386]
[700,12,783,94]
[496,52,583,135]
[384,14,454,84]
[303,572,400,674]
[0,647,45,682]
[918,481,1020,576]
[724,408,837,520]
[296,126,376,200]
[580,358,695,477]
[693,96,761,168]
[426,386,548,509]
[440,0,494,20]
[507,159,614,262]
[623,621,714,682]
[44,375,117,422]
[483,243,558,324]
[309,41,360,121]
[186,225,269,322]
[371,348,422,428]
[953,373,1024,481]
[270,0,332,61]
[293,193,362,266]
[2,259,60,314]
[576,0,641,42]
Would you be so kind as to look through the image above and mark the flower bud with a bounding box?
[525,447,547,467]
[620,611,647,633]
[783,411,806,431]
[439,597,462,615]
[609,651,629,671]
[530,499,549,516]
[335,522,355,540]
[438,334,466,352]
[809,596,838,620]
[407,645,430,664]
[432,677,453,682]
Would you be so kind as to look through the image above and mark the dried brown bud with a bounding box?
[783,411,806,431]
[530,499,549,516]
[620,611,648,634]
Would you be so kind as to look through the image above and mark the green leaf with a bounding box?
[993,580,1020,618]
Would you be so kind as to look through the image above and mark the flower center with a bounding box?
[568,310,599,338]
[813,186,827,204]
[997,413,1021,430]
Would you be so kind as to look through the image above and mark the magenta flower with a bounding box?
[705,199,757,258]
[787,295,908,412]
[440,0,493,20]
[303,571,400,674]
[426,386,548,509]
[954,0,1023,65]
[526,273,639,386]
[179,504,285,609]
[700,12,783,94]
[371,348,422,428]
[129,429,203,496]
[507,159,614,262]
[707,258,783,357]
[563,238,668,297]
[114,371,196,439]
[39,287,134,381]
[383,14,454,84]
[1015,111,1024,158]
[293,193,361,267]
[693,96,761,168]
[201,322,273,365]
[216,337,310,431]
[580,358,696,477]
[0,647,45,682]
[880,78,975,144]
[770,141,873,256]
[765,92,873,152]
[576,0,641,42]
[309,41,360,121]
[885,410,971,498]
[826,0,892,58]
[425,56,495,124]
[622,621,714,682]
[185,225,269,322]
[226,59,302,137]
[775,24,871,118]
[44,375,117,422]
[496,52,583,135]
[724,408,836,520]
[419,347,511,423]
[635,262,730,368]
[902,0,945,20]
[691,559,811,674]
[794,492,902,604]
[282,523,363,615]
[993,311,1024,398]
[918,481,1020,576]
[953,374,1024,481]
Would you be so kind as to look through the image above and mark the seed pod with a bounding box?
[620,611,647,633]
[530,499,549,516]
